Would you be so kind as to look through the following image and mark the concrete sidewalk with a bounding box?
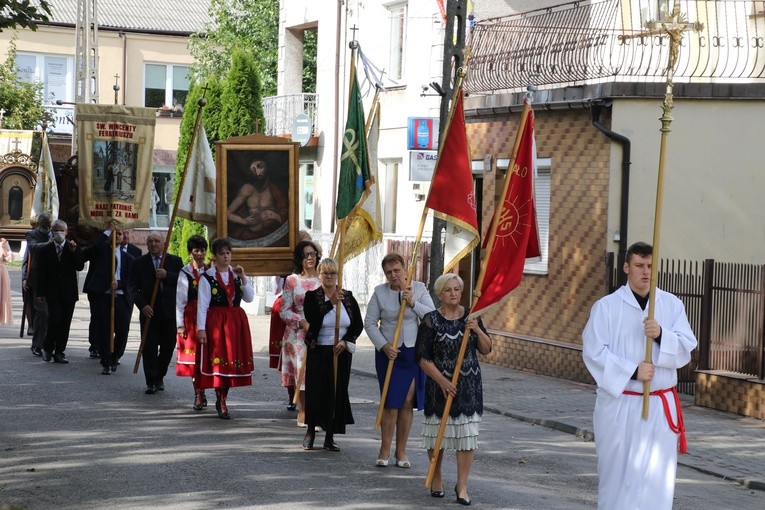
[6,267,764,492]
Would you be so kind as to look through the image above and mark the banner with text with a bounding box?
[76,104,156,228]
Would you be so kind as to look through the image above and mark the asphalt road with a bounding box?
[1,268,762,509]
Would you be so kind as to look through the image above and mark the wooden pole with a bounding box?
[133,95,208,373]
[425,102,532,488]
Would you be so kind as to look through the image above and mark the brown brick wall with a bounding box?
[695,371,765,419]
[467,109,611,365]
[480,331,596,384]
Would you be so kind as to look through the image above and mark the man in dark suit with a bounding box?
[36,220,84,363]
[83,223,135,374]
[120,229,142,258]
[22,211,52,354]
[128,231,183,394]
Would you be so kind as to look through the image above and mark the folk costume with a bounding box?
[176,262,209,404]
[197,267,255,390]
[582,285,697,510]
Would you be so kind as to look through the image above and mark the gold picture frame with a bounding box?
[216,134,299,276]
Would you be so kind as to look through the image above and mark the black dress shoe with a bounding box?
[323,440,340,452]
[31,347,42,357]
[287,403,297,411]
[455,485,471,506]
[89,351,100,359]
[53,353,69,364]
[302,433,315,450]
[145,386,157,395]
[110,364,118,373]
[27,328,34,336]
[430,488,445,498]
[156,381,165,391]
[101,366,112,375]
[42,351,52,362]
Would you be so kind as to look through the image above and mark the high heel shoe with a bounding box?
[429,485,445,498]
[455,485,471,506]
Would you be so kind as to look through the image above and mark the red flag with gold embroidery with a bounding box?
[425,87,479,273]
[469,102,540,319]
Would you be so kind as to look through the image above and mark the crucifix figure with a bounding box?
[638,2,703,420]
[11,137,22,152]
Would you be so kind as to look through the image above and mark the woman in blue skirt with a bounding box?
[364,253,435,468]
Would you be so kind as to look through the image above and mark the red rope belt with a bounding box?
[623,387,688,454]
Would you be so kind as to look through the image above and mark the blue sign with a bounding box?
[407,117,439,150]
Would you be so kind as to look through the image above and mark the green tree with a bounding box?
[0,37,46,129]
[0,0,52,32]
[217,49,264,141]
[303,28,317,93]
[189,0,278,97]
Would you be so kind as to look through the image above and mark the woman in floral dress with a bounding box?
[279,240,321,427]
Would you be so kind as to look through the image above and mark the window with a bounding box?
[494,156,551,274]
[379,160,399,233]
[144,64,190,108]
[388,3,407,81]
[16,52,74,104]
[525,158,551,274]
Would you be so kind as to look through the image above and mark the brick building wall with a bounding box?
[467,108,611,382]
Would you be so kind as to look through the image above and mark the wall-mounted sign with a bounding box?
[407,117,440,150]
[291,113,313,147]
[409,150,438,181]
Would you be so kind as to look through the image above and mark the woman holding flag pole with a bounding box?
[416,273,491,505]
[364,253,434,468]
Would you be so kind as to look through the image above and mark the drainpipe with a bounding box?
[591,103,630,287]
[120,31,126,105]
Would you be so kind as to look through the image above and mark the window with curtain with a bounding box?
[525,158,551,274]
[144,64,189,108]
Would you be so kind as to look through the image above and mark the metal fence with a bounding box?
[261,93,318,137]
[607,253,765,394]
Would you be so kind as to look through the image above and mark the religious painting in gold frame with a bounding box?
[216,134,299,276]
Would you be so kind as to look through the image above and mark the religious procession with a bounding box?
[1,1,764,509]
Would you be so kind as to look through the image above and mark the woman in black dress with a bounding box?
[302,258,363,451]
[416,273,492,505]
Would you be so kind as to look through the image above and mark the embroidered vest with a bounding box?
[201,272,243,307]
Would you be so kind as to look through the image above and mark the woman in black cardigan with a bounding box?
[302,257,363,451]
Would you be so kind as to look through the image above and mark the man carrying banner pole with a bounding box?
[133,96,215,374]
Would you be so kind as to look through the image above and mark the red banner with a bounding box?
[425,87,479,273]
[469,103,540,318]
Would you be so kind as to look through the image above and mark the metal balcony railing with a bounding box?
[466,0,765,94]
[262,93,318,137]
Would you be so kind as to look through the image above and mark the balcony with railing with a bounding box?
[262,93,319,143]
